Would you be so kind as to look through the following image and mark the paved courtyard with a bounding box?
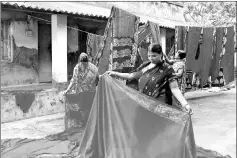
[1,88,236,158]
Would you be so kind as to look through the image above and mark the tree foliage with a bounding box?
[184,2,236,26]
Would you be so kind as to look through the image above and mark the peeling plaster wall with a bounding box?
[12,20,38,49]
[1,62,38,86]
[1,89,65,123]
[1,13,39,87]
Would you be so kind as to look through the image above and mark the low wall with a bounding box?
[1,89,65,123]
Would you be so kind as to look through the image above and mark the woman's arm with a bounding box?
[164,54,175,65]
[106,71,142,80]
[169,79,191,112]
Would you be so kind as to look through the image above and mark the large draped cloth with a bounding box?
[1,75,232,158]
[77,74,197,158]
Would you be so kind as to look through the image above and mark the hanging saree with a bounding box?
[186,27,202,72]
[221,27,235,85]
[93,8,114,75]
[198,28,214,85]
[86,33,103,63]
[211,27,224,82]
[110,7,140,73]
[138,23,151,45]
[148,21,161,44]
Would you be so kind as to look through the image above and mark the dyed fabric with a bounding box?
[111,7,140,73]
[138,23,151,45]
[138,41,150,62]
[149,21,161,44]
[136,61,177,105]
[1,138,231,158]
[211,27,224,81]
[64,92,95,132]
[198,28,214,85]
[221,27,235,85]
[168,44,175,58]
[86,34,103,63]
[94,8,114,75]
[97,24,113,75]
[186,27,202,72]
[77,74,196,158]
[1,75,233,158]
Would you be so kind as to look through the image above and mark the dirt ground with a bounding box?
[1,88,236,158]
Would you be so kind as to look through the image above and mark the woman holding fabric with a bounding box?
[106,43,192,113]
[164,50,187,95]
[63,52,99,134]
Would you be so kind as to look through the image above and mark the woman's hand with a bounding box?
[182,104,193,115]
[105,71,118,77]
[63,90,69,96]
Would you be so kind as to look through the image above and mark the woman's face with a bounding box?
[148,51,162,64]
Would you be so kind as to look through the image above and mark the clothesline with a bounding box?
[28,14,103,37]
[28,14,141,37]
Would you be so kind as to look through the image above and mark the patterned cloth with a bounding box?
[110,7,140,73]
[86,34,104,63]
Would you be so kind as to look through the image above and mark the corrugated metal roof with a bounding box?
[1,2,186,28]
[1,2,111,18]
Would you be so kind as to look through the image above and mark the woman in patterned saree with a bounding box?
[63,52,99,135]
[107,43,192,113]
[164,50,187,95]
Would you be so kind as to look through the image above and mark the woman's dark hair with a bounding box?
[179,53,186,59]
[149,43,163,54]
[177,50,186,59]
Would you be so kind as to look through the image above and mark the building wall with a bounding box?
[1,10,39,87]
[1,89,65,123]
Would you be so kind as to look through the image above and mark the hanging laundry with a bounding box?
[221,27,235,85]
[168,44,175,58]
[93,8,114,75]
[175,26,186,52]
[110,7,140,73]
[198,28,214,85]
[211,27,224,81]
[86,33,103,63]
[133,22,151,67]
[138,23,151,45]
[186,27,202,72]
[148,21,161,44]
